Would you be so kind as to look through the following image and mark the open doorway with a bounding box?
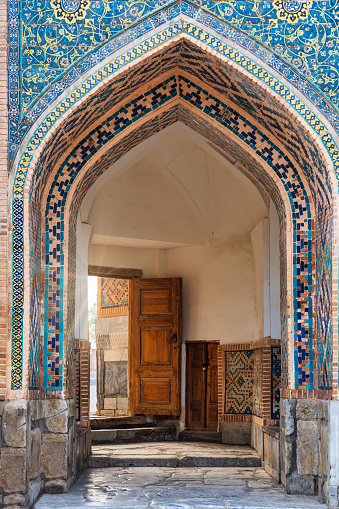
[93,276,130,417]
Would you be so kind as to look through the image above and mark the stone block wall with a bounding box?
[0,398,90,508]
[279,398,334,505]
[96,315,129,416]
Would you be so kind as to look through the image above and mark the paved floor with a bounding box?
[89,442,261,467]
[34,466,326,508]
[34,443,326,508]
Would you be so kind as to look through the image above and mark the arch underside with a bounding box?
[12,36,334,396]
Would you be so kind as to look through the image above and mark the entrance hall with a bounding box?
[3,9,339,505]
[78,123,282,449]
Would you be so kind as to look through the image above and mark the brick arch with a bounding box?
[11,33,338,399]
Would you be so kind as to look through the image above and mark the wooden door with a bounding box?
[186,342,218,429]
[129,278,182,416]
[206,343,218,429]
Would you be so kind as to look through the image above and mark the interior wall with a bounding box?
[165,236,256,344]
[88,245,159,277]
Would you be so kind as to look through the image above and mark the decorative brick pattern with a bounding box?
[218,341,281,427]
[41,73,315,390]
[225,351,253,415]
[271,347,281,419]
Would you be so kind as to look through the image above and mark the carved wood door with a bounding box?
[129,278,182,416]
[186,342,218,429]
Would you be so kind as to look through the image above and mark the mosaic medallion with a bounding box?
[273,0,312,23]
[50,0,91,23]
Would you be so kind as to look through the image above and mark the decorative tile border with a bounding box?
[42,74,312,390]
[11,17,337,390]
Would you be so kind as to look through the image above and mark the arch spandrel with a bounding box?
[10,20,338,401]
[11,0,339,172]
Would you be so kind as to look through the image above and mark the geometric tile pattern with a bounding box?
[11,19,336,389]
[253,349,263,418]
[28,192,42,389]
[98,278,129,317]
[100,278,129,309]
[40,74,315,390]
[225,351,254,414]
[271,347,281,419]
[8,0,339,172]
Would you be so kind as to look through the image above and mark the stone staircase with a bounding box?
[88,441,262,468]
[90,415,177,445]
[89,417,260,469]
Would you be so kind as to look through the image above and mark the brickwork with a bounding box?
[218,340,281,427]
[74,340,91,427]
[0,0,7,399]
[8,24,335,395]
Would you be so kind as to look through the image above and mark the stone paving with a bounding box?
[34,466,326,509]
[88,442,262,468]
[34,443,327,509]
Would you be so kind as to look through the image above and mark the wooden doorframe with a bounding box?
[185,340,219,429]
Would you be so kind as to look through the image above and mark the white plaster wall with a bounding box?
[270,200,281,339]
[75,220,92,340]
[166,235,256,344]
[88,245,159,278]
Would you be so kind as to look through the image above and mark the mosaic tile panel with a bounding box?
[253,349,263,418]
[98,277,129,316]
[225,351,253,414]
[271,347,281,419]
[11,19,335,390]
[28,188,42,390]
[8,0,339,172]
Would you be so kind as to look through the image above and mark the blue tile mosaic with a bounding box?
[271,347,281,419]
[8,0,339,173]
[40,74,313,390]
[10,15,336,392]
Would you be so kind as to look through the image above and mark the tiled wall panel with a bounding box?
[8,8,335,394]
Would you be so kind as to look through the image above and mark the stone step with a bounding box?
[90,415,147,430]
[178,430,222,442]
[91,425,176,444]
[88,442,262,468]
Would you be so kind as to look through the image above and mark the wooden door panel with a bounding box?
[186,343,206,429]
[186,342,219,430]
[140,327,171,366]
[140,378,172,405]
[140,289,172,315]
[130,278,181,416]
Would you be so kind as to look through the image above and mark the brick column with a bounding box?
[0,0,8,399]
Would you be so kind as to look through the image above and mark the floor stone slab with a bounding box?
[34,466,326,509]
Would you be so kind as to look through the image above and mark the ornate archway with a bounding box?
[7,10,339,504]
